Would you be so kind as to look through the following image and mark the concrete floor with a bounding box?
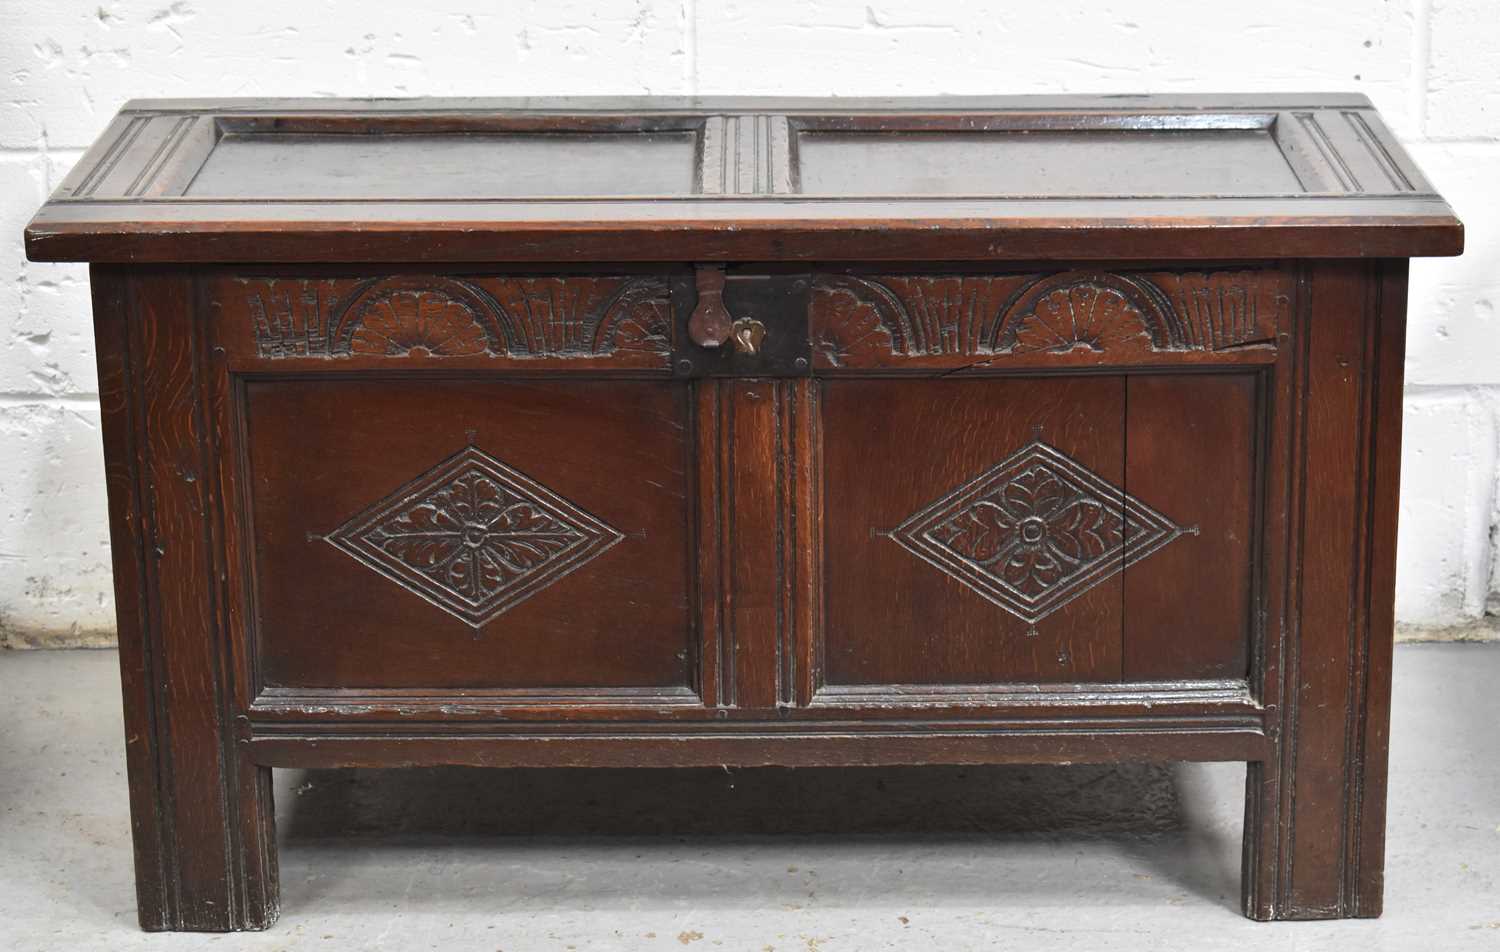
[0,646,1495,951]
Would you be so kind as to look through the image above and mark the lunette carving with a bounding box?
[994,272,1178,353]
[811,269,1285,365]
[345,280,492,357]
[245,274,672,360]
[889,439,1195,629]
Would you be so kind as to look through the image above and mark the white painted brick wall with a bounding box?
[2,1,1497,645]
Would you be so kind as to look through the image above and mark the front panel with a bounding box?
[817,373,1256,690]
[198,264,1290,721]
[820,375,1128,684]
[243,377,693,691]
[804,264,1289,704]
[205,269,704,707]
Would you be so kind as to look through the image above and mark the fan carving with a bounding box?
[347,287,490,356]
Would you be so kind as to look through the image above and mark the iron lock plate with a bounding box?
[670,269,812,378]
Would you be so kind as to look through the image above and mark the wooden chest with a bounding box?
[25,94,1463,930]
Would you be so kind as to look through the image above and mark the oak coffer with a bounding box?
[24,94,1463,930]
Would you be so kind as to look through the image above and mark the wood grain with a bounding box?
[809,267,1290,371]
[48,94,1454,930]
[243,377,693,691]
[24,96,1462,263]
[1122,373,1256,680]
[93,269,278,931]
[213,272,675,371]
[1241,260,1405,920]
[819,376,1127,686]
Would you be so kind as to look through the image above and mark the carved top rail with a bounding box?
[808,268,1292,371]
[213,273,675,371]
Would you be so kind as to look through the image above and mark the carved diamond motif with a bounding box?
[327,446,623,628]
[891,440,1191,625]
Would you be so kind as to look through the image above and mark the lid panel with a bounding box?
[796,129,1304,197]
[184,131,701,199]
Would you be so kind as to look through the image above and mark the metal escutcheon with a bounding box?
[731,317,767,355]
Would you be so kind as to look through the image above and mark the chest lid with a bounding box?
[25,94,1462,263]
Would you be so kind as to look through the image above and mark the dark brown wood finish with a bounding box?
[27,95,1460,263]
[1122,372,1257,681]
[31,96,1461,930]
[91,267,278,931]
[1241,259,1412,920]
[820,376,1129,685]
[807,266,1291,370]
[244,378,693,691]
